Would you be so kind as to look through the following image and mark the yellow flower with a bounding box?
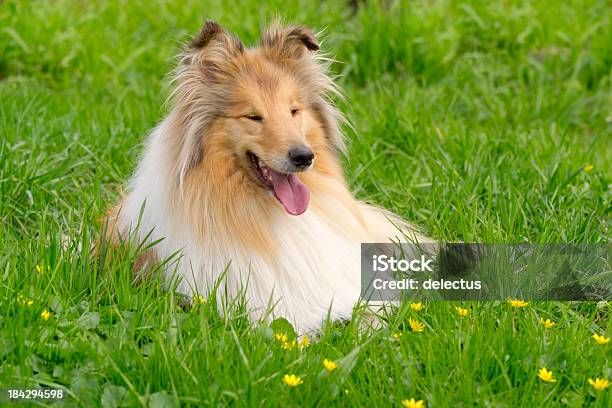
[17,294,34,307]
[540,318,556,329]
[299,335,310,349]
[410,302,424,312]
[193,294,206,305]
[41,310,52,320]
[587,378,610,391]
[323,359,338,372]
[282,374,303,387]
[538,367,557,383]
[275,333,288,342]
[282,340,297,351]
[408,319,425,332]
[401,398,425,408]
[391,332,403,340]
[592,333,610,345]
[455,307,469,317]
[583,164,594,173]
[508,299,529,308]
[35,264,49,274]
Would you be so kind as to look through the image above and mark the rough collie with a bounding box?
[106,21,431,332]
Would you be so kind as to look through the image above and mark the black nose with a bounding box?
[288,146,314,169]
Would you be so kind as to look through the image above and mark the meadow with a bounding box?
[0,0,610,406]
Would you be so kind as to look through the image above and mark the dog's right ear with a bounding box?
[182,20,244,81]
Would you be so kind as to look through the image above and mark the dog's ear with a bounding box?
[182,20,244,81]
[261,24,320,59]
[188,20,244,53]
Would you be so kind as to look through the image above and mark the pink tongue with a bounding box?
[269,170,310,215]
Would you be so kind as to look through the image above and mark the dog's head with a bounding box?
[171,21,345,216]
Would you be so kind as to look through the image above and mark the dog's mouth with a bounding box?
[247,152,310,216]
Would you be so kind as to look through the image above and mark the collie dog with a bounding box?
[106,21,431,332]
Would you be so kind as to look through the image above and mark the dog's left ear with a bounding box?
[261,24,320,59]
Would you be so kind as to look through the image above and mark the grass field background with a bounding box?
[0,0,610,406]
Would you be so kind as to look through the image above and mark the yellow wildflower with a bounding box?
[282,340,297,351]
[410,302,424,312]
[275,333,288,342]
[508,299,529,308]
[592,333,609,345]
[408,319,425,332]
[455,307,469,317]
[538,367,557,383]
[17,294,34,307]
[193,294,206,305]
[323,359,338,372]
[282,374,303,387]
[583,164,594,173]
[540,318,556,329]
[401,398,425,408]
[391,332,403,340]
[299,335,310,349]
[587,378,610,391]
[36,264,49,274]
[41,310,52,320]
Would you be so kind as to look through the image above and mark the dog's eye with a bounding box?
[290,108,300,116]
[245,113,263,121]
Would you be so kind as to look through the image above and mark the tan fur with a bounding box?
[104,22,431,328]
[123,22,354,260]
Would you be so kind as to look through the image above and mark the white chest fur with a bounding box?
[117,127,425,332]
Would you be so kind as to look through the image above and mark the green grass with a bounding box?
[1,0,611,406]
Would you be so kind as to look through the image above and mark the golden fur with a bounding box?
[105,21,431,331]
